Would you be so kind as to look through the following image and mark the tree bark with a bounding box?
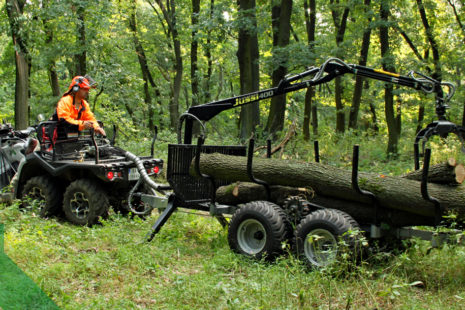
[154,0,182,129]
[216,182,312,205]
[416,0,442,81]
[303,0,316,141]
[215,182,434,227]
[379,0,399,156]
[403,160,465,185]
[366,82,379,132]
[75,5,87,75]
[237,0,260,141]
[203,0,215,103]
[191,0,200,107]
[303,87,314,141]
[190,153,465,220]
[330,0,350,133]
[349,0,371,130]
[6,0,29,130]
[41,0,61,97]
[265,0,293,137]
[128,1,152,130]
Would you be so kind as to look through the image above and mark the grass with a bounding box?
[1,203,465,309]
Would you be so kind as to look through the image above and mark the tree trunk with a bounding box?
[191,0,200,107]
[155,0,182,129]
[379,0,399,156]
[190,153,465,220]
[170,0,182,129]
[265,0,293,137]
[128,4,164,131]
[237,0,260,141]
[75,6,86,75]
[335,77,345,132]
[416,0,442,81]
[403,159,465,185]
[330,0,350,133]
[312,94,319,136]
[349,0,371,130]
[367,82,379,132]
[216,182,311,206]
[203,0,215,103]
[215,182,434,227]
[303,87,314,141]
[41,0,61,97]
[416,97,425,134]
[6,0,29,130]
[128,1,154,131]
[303,0,316,141]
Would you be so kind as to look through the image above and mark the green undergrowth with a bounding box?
[1,202,464,309]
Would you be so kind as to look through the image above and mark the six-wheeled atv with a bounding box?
[0,120,165,225]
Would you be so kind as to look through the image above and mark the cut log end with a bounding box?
[455,164,465,184]
[448,158,457,167]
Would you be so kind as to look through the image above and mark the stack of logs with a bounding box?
[190,154,465,227]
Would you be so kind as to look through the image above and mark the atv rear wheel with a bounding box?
[21,175,62,217]
[63,179,109,225]
[228,201,292,260]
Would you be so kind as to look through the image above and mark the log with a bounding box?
[402,159,465,185]
[215,182,434,227]
[216,182,313,206]
[190,153,465,220]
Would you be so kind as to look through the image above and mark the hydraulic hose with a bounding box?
[125,150,162,215]
[125,151,160,191]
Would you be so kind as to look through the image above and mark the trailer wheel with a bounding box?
[228,201,291,260]
[295,208,360,268]
[21,175,62,217]
[62,179,109,225]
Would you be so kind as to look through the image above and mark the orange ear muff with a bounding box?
[71,77,84,92]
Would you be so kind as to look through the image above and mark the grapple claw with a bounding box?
[414,120,465,170]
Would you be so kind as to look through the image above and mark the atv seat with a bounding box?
[36,121,91,160]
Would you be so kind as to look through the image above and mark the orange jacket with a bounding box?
[56,95,100,131]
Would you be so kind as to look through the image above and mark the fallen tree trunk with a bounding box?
[191,153,465,220]
[216,182,313,206]
[215,182,435,227]
[402,159,465,185]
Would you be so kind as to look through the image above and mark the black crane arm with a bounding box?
[181,58,455,144]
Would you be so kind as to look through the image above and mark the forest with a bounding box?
[2,0,465,157]
[2,0,465,308]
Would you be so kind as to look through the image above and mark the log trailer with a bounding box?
[142,58,465,267]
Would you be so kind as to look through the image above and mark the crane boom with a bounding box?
[181,58,455,144]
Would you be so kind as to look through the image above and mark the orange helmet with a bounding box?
[64,75,97,95]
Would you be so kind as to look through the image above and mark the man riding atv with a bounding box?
[53,75,106,137]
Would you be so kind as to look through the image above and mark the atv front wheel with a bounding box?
[228,201,291,260]
[21,175,62,217]
[62,179,109,225]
